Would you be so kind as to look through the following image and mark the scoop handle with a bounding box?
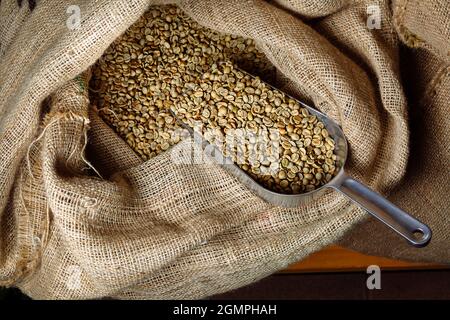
[332,173,431,247]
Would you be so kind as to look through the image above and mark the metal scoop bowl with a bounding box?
[173,70,432,248]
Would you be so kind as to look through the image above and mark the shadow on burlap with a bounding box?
[0,0,448,299]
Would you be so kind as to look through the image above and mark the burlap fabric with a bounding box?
[0,0,448,299]
[339,0,450,263]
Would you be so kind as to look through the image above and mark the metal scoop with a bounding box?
[173,71,432,247]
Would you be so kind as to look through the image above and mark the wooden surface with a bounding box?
[282,245,447,273]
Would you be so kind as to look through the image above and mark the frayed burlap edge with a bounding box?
[393,0,424,48]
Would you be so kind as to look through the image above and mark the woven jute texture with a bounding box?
[340,0,450,264]
[0,0,448,299]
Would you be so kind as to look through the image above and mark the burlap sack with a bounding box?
[339,0,450,263]
[0,0,447,299]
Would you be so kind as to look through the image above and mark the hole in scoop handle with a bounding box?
[333,174,432,247]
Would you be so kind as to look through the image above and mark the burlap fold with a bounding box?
[0,0,448,299]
